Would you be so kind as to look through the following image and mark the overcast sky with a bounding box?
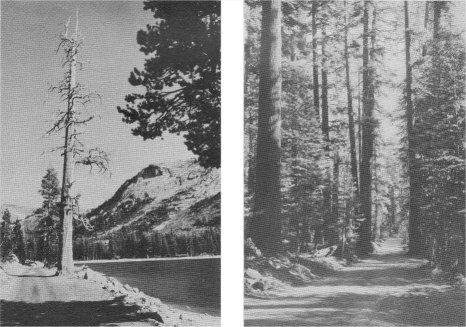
[1,1,193,210]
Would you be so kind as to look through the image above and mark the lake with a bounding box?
[86,257,220,316]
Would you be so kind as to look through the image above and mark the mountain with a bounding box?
[85,159,220,239]
[0,204,35,223]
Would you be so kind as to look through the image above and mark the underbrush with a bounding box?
[244,238,347,296]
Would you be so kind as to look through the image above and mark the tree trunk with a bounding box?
[321,21,333,244]
[356,0,374,255]
[57,21,78,275]
[251,0,282,256]
[344,0,359,197]
[312,2,320,119]
[372,143,380,241]
[405,1,423,256]
[330,152,340,244]
[311,2,323,246]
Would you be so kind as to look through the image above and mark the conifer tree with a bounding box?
[49,12,108,275]
[0,209,13,261]
[117,2,221,169]
[12,221,26,264]
[250,0,282,256]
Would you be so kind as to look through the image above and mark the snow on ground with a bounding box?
[245,238,465,326]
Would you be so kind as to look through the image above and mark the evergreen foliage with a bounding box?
[0,209,13,262]
[117,1,221,169]
[12,221,26,264]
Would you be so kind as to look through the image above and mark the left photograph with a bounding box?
[0,1,220,326]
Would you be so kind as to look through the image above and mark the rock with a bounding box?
[245,238,262,257]
[245,268,262,280]
[431,267,444,280]
[108,277,118,285]
[251,281,265,291]
[453,273,465,285]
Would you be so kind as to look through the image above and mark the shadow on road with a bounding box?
[245,287,465,326]
[0,296,163,326]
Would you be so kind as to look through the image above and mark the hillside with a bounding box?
[86,159,220,235]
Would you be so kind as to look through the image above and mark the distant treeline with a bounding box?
[23,226,220,263]
[74,227,220,260]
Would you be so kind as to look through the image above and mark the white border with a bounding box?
[221,0,244,326]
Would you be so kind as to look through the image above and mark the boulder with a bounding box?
[251,281,265,291]
[245,268,262,280]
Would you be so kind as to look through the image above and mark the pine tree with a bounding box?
[250,0,282,256]
[48,13,108,275]
[117,2,220,169]
[37,168,61,266]
[0,209,13,261]
[356,0,375,255]
[12,221,26,264]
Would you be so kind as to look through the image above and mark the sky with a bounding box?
[1,1,194,210]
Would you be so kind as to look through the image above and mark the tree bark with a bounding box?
[330,152,340,244]
[251,0,282,256]
[405,1,423,256]
[56,16,80,275]
[321,21,334,244]
[311,2,323,246]
[356,0,374,255]
[312,2,320,119]
[344,0,359,197]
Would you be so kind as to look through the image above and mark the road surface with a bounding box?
[245,238,465,326]
[0,264,217,326]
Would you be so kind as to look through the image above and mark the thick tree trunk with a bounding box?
[356,0,374,255]
[251,0,282,256]
[57,36,77,276]
[344,0,359,197]
[405,1,423,256]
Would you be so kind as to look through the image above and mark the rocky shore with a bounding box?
[75,265,219,326]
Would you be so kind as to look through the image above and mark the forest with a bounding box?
[245,0,464,277]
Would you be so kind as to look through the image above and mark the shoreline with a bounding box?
[75,254,221,264]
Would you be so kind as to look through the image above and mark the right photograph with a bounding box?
[244,1,465,326]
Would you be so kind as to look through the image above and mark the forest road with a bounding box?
[245,237,465,326]
[0,266,161,326]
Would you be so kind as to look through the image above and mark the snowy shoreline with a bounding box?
[75,254,220,264]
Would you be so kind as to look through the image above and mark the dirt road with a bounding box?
[0,265,170,326]
[245,238,465,326]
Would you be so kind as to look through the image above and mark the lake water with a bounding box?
[86,258,220,316]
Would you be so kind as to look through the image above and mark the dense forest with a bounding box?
[245,0,464,276]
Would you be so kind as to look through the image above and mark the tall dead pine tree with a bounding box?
[49,13,108,275]
[251,0,282,256]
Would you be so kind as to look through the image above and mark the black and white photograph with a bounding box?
[0,1,220,326]
[244,1,465,326]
